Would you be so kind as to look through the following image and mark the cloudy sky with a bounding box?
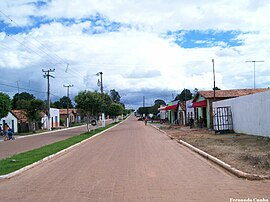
[0,0,270,109]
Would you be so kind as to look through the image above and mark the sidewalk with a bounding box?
[150,122,270,178]
[0,120,113,160]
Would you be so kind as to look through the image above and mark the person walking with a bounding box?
[144,116,148,126]
[198,116,203,128]
[0,124,3,136]
[4,123,9,141]
[189,117,194,129]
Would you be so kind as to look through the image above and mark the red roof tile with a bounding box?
[59,109,76,115]
[11,110,28,122]
[195,88,270,100]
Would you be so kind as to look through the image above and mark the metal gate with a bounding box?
[213,106,233,134]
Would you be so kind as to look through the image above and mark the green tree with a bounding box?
[51,96,73,109]
[193,88,199,97]
[60,96,73,108]
[0,92,11,119]
[123,109,131,116]
[100,93,112,115]
[213,86,221,90]
[51,101,61,109]
[75,91,103,131]
[137,107,152,116]
[110,89,121,103]
[25,99,45,132]
[174,89,192,101]
[12,92,35,109]
[108,103,124,121]
[152,99,166,115]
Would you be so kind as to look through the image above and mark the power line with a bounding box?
[0,82,46,94]
[0,10,68,65]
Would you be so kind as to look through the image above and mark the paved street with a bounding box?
[0,120,113,160]
[0,116,269,202]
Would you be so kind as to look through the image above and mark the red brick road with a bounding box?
[0,116,269,201]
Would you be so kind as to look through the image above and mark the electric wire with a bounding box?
[0,82,46,94]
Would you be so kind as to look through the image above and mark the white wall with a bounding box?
[42,108,60,129]
[213,90,270,137]
[0,112,18,133]
[50,108,60,127]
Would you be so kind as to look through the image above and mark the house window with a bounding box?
[55,116,58,127]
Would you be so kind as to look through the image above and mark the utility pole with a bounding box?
[42,69,55,130]
[245,60,264,89]
[212,59,216,102]
[16,81,20,102]
[16,81,20,94]
[96,72,103,93]
[143,96,145,107]
[96,71,105,127]
[63,84,73,127]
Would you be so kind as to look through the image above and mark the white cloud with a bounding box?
[1,0,270,108]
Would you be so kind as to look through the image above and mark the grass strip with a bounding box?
[0,122,118,175]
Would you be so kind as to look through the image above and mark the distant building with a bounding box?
[41,108,60,129]
[59,109,76,126]
[0,112,18,133]
[11,110,28,133]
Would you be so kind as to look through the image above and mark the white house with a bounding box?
[41,108,60,130]
[0,112,18,133]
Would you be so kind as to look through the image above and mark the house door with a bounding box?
[203,107,207,127]
[12,120,14,131]
[174,111,178,124]
[51,117,54,128]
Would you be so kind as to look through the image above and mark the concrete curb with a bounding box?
[149,124,270,181]
[15,124,87,139]
[0,121,122,180]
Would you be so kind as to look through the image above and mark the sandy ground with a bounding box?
[159,124,270,176]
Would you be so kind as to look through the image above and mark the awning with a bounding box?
[188,100,207,108]
[165,104,178,110]
[158,104,178,111]
[158,106,166,111]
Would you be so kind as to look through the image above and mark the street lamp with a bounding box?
[96,72,105,127]
[96,72,103,93]
[245,60,264,89]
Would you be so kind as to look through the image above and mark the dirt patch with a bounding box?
[161,125,270,176]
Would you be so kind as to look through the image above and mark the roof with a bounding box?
[59,109,75,115]
[194,88,270,101]
[11,110,28,122]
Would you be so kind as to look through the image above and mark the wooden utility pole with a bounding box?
[42,69,55,130]
[63,84,73,127]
